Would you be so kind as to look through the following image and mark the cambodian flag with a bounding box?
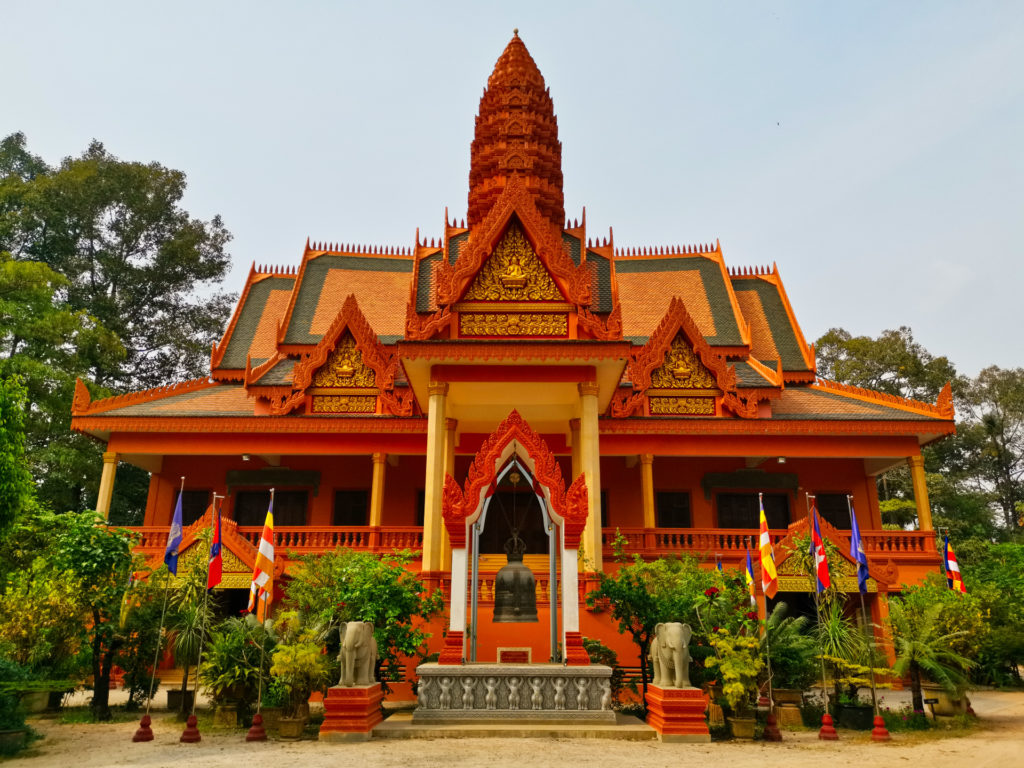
[809,506,831,592]
[164,491,184,575]
[207,501,222,590]
[944,536,967,594]
[848,500,869,594]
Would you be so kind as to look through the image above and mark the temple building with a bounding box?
[71,32,954,671]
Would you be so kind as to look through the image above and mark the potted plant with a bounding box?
[200,616,275,727]
[763,602,817,705]
[269,612,331,739]
[704,628,764,739]
[888,599,971,714]
[258,679,288,731]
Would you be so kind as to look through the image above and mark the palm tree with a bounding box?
[815,597,866,704]
[762,602,817,691]
[888,599,972,712]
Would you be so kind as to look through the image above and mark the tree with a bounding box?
[0,132,233,391]
[888,597,972,712]
[965,367,1024,530]
[44,511,139,720]
[0,376,33,533]
[283,548,444,683]
[0,254,124,514]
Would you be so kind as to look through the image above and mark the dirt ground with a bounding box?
[10,690,1024,768]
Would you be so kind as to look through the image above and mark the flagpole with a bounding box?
[806,495,830,716]
[849,495,879,717]
[190,495,222,718]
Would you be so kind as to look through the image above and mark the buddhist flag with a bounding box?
[848,499,870,594]
[758,493,778,599]
[944,535,967,594]
[164,491,184,575]
[248,491,275,621]
[744,550,756,606]
[207,501,222,590]
[809,505,831,593]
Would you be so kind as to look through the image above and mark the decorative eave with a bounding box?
[814,378,955,421]
[597,416,956,438]
[434,177,593,310]
[71,376,215,417]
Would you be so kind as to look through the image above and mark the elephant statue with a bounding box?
[650,621,692,688]
[338,621,377,687]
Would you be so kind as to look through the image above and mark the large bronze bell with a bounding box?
[492,535,538,623]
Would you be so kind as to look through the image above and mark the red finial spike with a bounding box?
[460,218,465,228]
[304,237,310,251]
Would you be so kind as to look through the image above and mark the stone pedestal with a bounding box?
[773,704,803,727]
[644,686,711,743]
[413,663,615,723]
[319,684,384,742]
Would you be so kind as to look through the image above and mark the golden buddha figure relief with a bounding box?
[462,223,562,302]
[312,333,376,389]
[651,337,716,390]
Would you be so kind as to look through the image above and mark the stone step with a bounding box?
[374,711,657,740]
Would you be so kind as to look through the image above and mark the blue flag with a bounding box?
[165,492,184,575]
[848,501,869,594]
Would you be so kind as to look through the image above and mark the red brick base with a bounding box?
[318,684,384,742]
[438,631,465,665]
[563,631,590,665]
[644,685,711,742]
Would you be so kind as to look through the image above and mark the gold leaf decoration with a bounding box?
[459,313,568,337]
[174,544,252,589]
[651,336,717,389]
[649,396,716,415]
[462,223,563,302]
[312,333,375,388]
[311,395,377,414]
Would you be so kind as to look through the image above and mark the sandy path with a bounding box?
[12,691,1024,768]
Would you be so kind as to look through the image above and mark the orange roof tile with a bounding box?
[618,269,715,339]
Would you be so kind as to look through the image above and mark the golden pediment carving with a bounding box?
[649,396,715,415]
[775,551,877,593]
[459,313,567,337]
[311,395,377,414]
[462,223,562,302]
[173,542,252,590]
[313,333,375,388]
[651,336,717,390]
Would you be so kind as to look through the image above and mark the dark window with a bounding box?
[172,489,212,526]
[717,492,789,529]
[234,490,308,526]
[656,492,691,528]
[415,490,425,527]
[333,490,369,526]
[816,493,852,530]
[600,491,609,528]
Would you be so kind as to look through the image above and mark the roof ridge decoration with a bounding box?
[610,297,764,419]
[732,264,816,376]
[265,294,413,416]
[613,241,721,258]
[306,241,414,257]
[243,351,288,387]
[71,376,215,416]
[814,377,955,420]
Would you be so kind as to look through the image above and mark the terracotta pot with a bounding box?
[277,716,307,740]
[728,716,756,739]
[772,688,803,707]
[258,707,282,731]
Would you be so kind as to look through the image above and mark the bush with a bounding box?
[880,704,931,731]
[582,637,625,707]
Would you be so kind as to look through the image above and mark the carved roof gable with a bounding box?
[461,221,565,303]
[312,332,375,388]
[650,336,718,390]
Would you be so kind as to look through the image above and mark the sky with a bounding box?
[3,1,1022,377]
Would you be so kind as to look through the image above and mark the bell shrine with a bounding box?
[71,31,955,687]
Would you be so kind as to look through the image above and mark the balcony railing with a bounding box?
[129,525,423,556]
[602,527,938,562]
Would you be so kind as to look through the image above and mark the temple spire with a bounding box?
[468,32,564,229]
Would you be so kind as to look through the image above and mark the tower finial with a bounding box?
[513,27,518,36]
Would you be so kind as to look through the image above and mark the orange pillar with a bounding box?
[907,455,933,531]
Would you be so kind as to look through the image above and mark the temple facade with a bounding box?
[71,32,954,672]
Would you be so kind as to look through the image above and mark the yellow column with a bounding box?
[908,455,933,531]
[578,382,602,572]
[422,381,448,573]
[640,454,655,529]
[369,452,386,527]
[569,418,581,481]
[441,418,457,571]
[96,451,118,520]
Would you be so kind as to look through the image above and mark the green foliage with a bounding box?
[269,611,332,719]
[581,636,625,706]
[703,629,763,716]
[762,602,818,691]
[283,548,444,680]
[0,376,33,533]
[888,596,973,712]
[200,615,276,709]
